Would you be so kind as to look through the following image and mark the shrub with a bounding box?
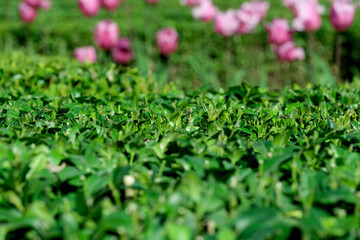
[0,52,359,239]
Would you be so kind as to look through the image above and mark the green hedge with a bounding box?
[0,52,359,239]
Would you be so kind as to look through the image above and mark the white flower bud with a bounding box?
[123,175,135,186]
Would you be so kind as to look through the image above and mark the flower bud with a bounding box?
[123,175,135,186]
[74,46,97,63]
[276,41,305,62]
[19,2,37,23]
[78,0,101,17]
[156,28,179,56]
[330,0,355,32]
[112,38,134,64]
[94,20,120,50]
[265,19,292,45]
[214,10,239,37]
[102,0,121,11]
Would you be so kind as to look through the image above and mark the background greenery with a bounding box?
[1,0,360,90]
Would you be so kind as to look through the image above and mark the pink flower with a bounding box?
[24,0,42,8]
[276,41,305,62]
[283,0,296,9]
[192,0,217,22]
[284,0,325,14]
[156,28,179,56]
[19,2,37,23]
[288,0,323,32]
[241,0,269,21]
[74,47,97,63]
[146,0,160,4]
[112,38,133,64]
[39,0,51,10]
[102,0,121,11]
[236,8,261,34]
[330,0,355,32]
[214,10,239,37]
[78,0,100,17]
[265,19,292,45]
[94,20,120,50]
[180,0,201,7]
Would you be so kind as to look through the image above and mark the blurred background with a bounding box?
[1,0,360,91]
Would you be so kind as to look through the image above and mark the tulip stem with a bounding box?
[42,28,49,55]
[280,62,291,88]
[125,1,134,38]
[25,25,32,52]
[307,32,316,85]
[156,55,169,91]
[225,37,232,87]
[335,34,343,82]
[4,0,9,20]
[103,50,112,65]
[280,62,285,87]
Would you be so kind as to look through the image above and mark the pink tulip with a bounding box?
[39,0,51,10]
[156,28,179,56]
[241,0,269,21]
[236,8,261,34]
[102,0,121,11]
[276,41,305,62]
[78,0,100,17]
[24,0,42,8]
[112,38,133,64]
[284,0,325,14]
[266,19,292,45]
[94,20,120,50]
[180,0,201,7]
[283,0,296,9]
[146,0,160,4]
[330,0,355,32]
[19,2,37,23]
[192,0,217,22]
[214,10,239,37]
[287,0,323,32]
[74,46,97,63]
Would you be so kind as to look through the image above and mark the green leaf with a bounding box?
[166,223,191,240]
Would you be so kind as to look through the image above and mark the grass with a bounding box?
[0,52,359,239]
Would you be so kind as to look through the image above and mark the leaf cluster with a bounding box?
[0,53,359,239]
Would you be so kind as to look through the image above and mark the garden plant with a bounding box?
[0,0,360,239]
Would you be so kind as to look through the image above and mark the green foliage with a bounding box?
[0,53,359,239]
